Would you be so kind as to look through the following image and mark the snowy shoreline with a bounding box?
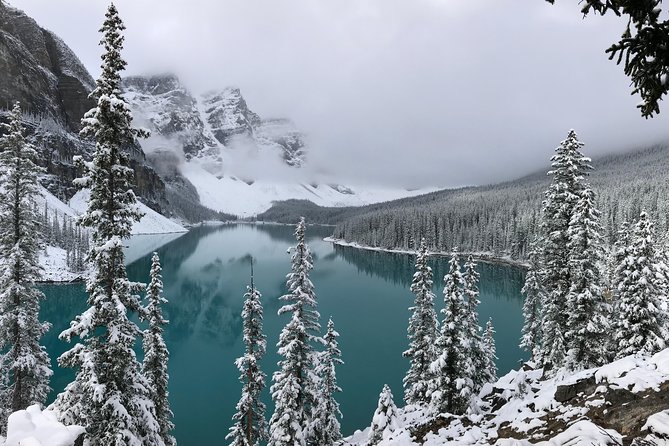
[324,237,530,269]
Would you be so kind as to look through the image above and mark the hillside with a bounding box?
[345,348,669,445]
[255,143,669,259]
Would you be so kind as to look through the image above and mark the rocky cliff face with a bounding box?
[123,74,306,168]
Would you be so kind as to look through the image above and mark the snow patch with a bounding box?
[2,405,84,446]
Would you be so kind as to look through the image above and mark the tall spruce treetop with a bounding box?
[430,250,474,415]
[540,130,591,371]
[520,239,544,363]
[565,187,609,370]
[311,318,343,446]
[613,211,669,358]
[269,218,321,446]
[228,263,268,446]
[403,238,439,405]
[52,5,162,445]
[143,253,175,446]
[0,102,52,431]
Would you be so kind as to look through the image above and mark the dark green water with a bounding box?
[40,224,526,444]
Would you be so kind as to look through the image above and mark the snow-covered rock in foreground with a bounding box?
[345,349,669,445]
[1,405,84,446]
[69,189,187,234]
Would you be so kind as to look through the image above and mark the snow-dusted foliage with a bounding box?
[311,318,343,446]
[482,319,497,384]
[462,255,488,393]
[564,186,609,370]
[365,385,399,446]
[269,218,321,446]
[227,266,268,446]
[0,102,52,432]
[51,5,163,446]
[520,239,544,363]
[142,253,175,446]
[612,211,669,358]
[429,250,474,415]
[539,130,592,372]
[402,239,438,406]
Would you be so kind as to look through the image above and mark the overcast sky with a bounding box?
[11,0,669,188]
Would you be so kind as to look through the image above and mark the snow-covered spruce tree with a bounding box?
[366,385,399,446]
[429,250,474,415]
[520,239,544,363]
[51,5,162,445]
[310,318,343,446]
[482,319,497,383]
[564,187,609,370]
[463,255,488,393]
[402,238,439,406]
[0,102,52,432]
[612,211,669,358]
[142,253,175,446]
[269,218,321,446]
[540,130,591,372]
[227,265,268,446]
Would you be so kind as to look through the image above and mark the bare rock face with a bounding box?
[0,6,95,132]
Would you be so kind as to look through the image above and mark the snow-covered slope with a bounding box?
[346,349,669,445]
[180,162,436,217]
[124,74,435,217]
[69,190,187,235]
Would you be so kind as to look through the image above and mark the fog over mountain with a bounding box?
[11,0,669,188]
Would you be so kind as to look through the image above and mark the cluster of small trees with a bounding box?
[402,242,497,414]
[39,205,89,272]
[225,218,345,446]
[0,5,176,445]
[521,130,669,373]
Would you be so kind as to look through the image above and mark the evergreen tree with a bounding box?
[310,318,343,446]
[565,187,609,370]
[142,253,175,446]
[269,218,321,446]
[51,5,161,445]
[365,385,399,446]
[227,262,268,446]
[540,130,591,372]
[612,212,669,358]
[0,102,52,432]
[463,255,487,392]
[402,239,438,405]
[520,239,544,363]
[429,250,474,415]
[482,319,497,384]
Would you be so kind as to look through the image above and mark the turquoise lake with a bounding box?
[40,223,527,444]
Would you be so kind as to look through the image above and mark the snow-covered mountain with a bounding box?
[123,74,433,217]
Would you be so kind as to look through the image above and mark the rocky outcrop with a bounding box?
[123,73,307,167]
[345,349,669,445]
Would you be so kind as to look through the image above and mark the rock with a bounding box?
[554,376,596,403]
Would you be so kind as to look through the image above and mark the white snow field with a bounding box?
[36,187,186,281]
[181,161,436,217]
[344,348,669,445]
[68,189,187,235]
[0,405,84,446]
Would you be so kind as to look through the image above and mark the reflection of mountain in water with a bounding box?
[250,223,334,245]
[333,244,525,302]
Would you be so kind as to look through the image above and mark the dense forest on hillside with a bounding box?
[257,144,669,259]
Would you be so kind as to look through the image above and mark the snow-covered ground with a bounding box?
[69,189,187,235]
[0,405,84,446]
[345,349,669,445]
[324,237,530,269]
[37,188,187,282]
[181,161,437,217]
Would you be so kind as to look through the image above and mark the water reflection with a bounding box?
[40,224,527,444]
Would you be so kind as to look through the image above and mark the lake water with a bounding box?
[40,224,526,444]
